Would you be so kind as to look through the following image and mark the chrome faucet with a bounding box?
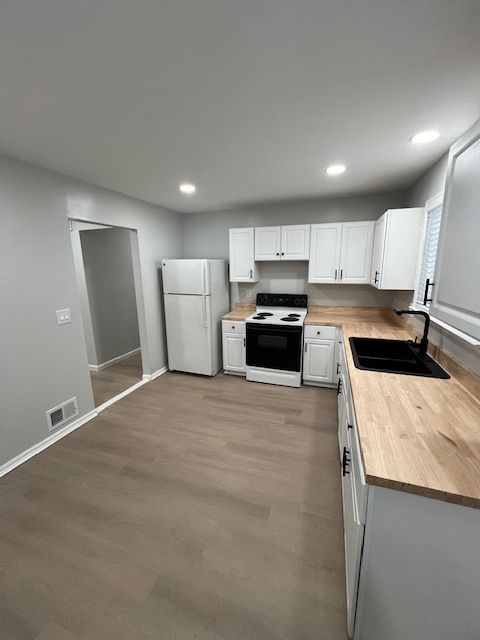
[394,309,430,358]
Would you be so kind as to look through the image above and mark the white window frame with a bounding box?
[411,191,443,312]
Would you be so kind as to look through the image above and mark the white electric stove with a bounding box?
[245,293,308,387]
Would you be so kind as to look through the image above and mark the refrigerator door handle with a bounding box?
[202,262,207,295]
[202,297,208,328]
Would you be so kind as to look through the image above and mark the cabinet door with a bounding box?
[339,221,374,284]
[229,228,258,282]
[308,223,342,283]
[303,339,335,383]
[370,215,386,287]
[254,226,281,261]
[431,121,480,340]
[281,224,310,260]
[341,433,364,638]
[222,333,246,373]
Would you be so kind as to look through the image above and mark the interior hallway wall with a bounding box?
[80,227,140,366]
[70,221,111,366]
[183,191,405,307]
[0,154,183,469]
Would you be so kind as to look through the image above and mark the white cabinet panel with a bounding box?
[303,338,335,383]
[370,209,424,290]
[308,223,343,283]
[281,224,310,260]
[255,226,281,261]
[229,228,258,282]
[431,121,480,340]
[340,221,374,284]
[222,333,246,374]
[370,215,387,287]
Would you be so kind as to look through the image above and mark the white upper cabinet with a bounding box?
[309,222,374,284]
[308,223,343,283]
[339,221,375,284]
[430,120,480,341]
[255,226,281,260]
[255,224,310,261]
[229,228,259,282]
[281,224,311,260]
[370,208,424,290]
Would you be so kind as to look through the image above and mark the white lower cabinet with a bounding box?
[337,340,480,640]
[303,339,335,384]
[302,325,337,385]
[222,321,246,375]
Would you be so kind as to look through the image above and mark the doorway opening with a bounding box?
[69,220,145,408]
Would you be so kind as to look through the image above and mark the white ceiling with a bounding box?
[0,0,479,213]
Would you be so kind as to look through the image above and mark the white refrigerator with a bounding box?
[162,259,229,376]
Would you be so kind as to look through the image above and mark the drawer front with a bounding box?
[222,320,246,335]
[304,325,337,340]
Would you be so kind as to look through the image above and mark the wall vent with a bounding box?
[46,397,79,432]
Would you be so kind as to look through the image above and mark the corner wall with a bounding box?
[0,155,183,468]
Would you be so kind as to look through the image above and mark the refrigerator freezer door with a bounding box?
[164,294,214,375]
[162,259,210,295]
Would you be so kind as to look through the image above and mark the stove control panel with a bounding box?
[256,293,308,308]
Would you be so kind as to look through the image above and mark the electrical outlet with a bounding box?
[56,308,72,325]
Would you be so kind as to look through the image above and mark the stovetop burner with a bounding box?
[252,315,267,320]
[288,313,301,317]
[256,312,273,316]
[281,317,299,322]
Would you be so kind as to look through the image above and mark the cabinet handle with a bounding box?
[281,252,285,256]
[336,362,340,375]
[276,252,280,256]
[250,269,253,279]
[340,269,343,280]
[423,278,435,305]
[347,424,353,430]
[342,447,351,476]
[374,270,379,284]
[243,338,246,347]
[337,378,342,395]
[304,342,307,353]
[335,268,338,280]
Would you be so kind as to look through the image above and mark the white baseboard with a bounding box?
[0,409,98,479]
[142,365,168,381]
[88,347,141,372]
[0,365,168,478]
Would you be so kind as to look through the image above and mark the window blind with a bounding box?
[415,204,442,308]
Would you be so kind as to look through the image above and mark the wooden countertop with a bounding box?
[222,304,255,321]
[306,306,480,509]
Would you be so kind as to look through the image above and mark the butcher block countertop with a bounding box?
[307,306,480,509]
[224,304,480,508]
[222,303,255,321]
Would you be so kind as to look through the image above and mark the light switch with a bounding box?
[56,308,72,326]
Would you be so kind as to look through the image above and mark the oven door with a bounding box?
[246,323,303,372]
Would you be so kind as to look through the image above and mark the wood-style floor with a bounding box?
[0,373,347,640]
[90,351,143,407]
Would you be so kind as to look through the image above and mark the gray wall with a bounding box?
[395,152,480,375]
[80,227,140,365]
[183,192,405,307]
[0,155,183,468]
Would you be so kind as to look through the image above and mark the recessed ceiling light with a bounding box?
[410,130,440,144]
[325,164,346,176]
[179,182,196,194]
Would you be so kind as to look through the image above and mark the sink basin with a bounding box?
[349,337,450,379]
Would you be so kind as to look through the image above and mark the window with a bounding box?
[413,193,443,310]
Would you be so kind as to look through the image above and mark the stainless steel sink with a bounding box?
[349,337,450,379]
